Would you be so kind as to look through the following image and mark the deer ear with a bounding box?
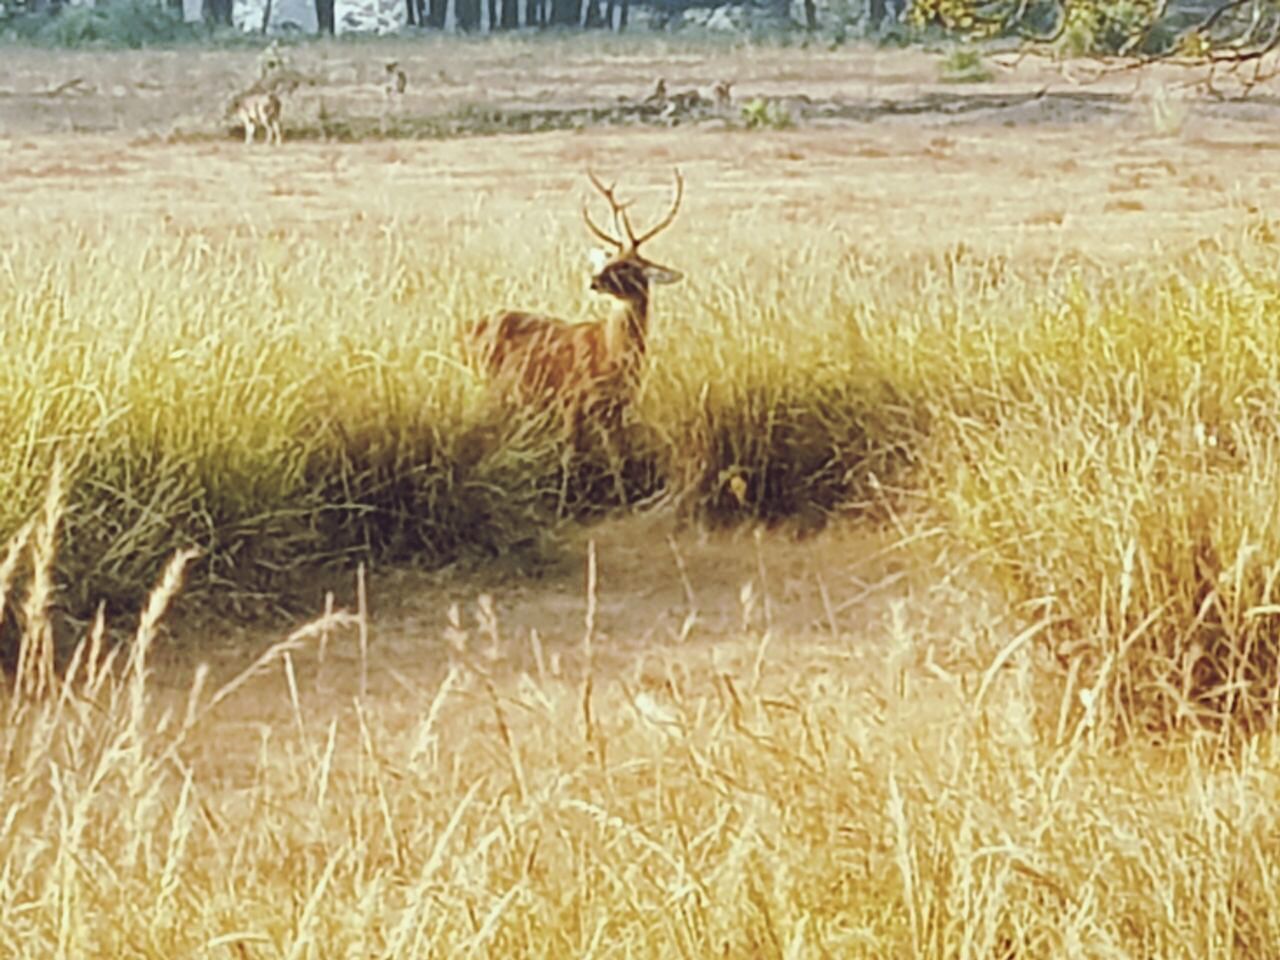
[587,248,612,273]
[643,263,683,285]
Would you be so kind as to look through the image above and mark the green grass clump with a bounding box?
[739,97,795,130]
[0,221,922,621]
[0,223,574,616]
[938,45,993,83]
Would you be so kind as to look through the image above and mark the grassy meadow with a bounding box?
[6,200,1280,954]
[5,37,1280,957]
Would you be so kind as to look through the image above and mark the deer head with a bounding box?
[581,169,684,304]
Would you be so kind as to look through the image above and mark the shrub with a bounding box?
[938,45,993,83]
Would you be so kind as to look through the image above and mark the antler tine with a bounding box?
[582,203,624,249]
[588,169,644,247]
[583,169,627,249]
[586,168,617,202]
[632,168,685,249]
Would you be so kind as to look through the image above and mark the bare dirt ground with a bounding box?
[5,41,1280,262]
[4,40,1280,724]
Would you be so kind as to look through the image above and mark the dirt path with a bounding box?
[152,510,971,751]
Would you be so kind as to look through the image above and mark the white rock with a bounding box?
[335,0,405,34]
[271,0,319,32]
[232,0,269,31]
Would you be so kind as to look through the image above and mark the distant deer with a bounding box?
[643,78,667,106]
[466,170,685,445]
[384,60,408,100]
[228,90,283,146]
[713,80,734,108]
[661,89,706,120]
[258,39,287,80]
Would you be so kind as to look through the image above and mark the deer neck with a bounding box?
[609,288,650,358]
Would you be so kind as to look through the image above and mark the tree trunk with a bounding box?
[314,0,335,33]
[618,0,626,29]
[486,0,496,28]
[868,0,886,25]
[204,0,234,26]
[405,0,416,24]
[583,0,604,26]
[427,0,446,27]
[500,0,519,27]
[803,0,816,29]
[456,0,481,30]
[603,0,614,27]
[549,0,579,26]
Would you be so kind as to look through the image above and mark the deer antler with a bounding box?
[582,171,628,250]
[631,169,684,248]
[582,169,684,252]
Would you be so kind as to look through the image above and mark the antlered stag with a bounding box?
[466,170,685,446]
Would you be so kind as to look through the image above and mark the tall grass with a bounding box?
[3,495,1280,956]
[8,184,1280,953]
[917,229,1280,733]
[6,210,1280,730]
[0,217,913,615]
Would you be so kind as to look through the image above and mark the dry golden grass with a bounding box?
[5,497,1280,957]
[5,40,1280,957]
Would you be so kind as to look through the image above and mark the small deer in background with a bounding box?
[644,78,668,105]
[258,39,287,80]
[713,80,734,108]
[228,90,283,146]
[384,60,408,100]
[466,170,685,446]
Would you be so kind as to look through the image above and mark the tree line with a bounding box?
[202,0,717,32]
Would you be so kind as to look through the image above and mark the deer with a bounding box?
[465,170,685,448]
[384,60,408,100]
[713,80,734,108]
[228,90,283,146]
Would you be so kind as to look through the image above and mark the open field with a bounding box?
[4,37,1280,956]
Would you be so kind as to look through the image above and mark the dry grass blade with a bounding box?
[16,459,64,704]
[202,610,360,716]
[128,547,199,724]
